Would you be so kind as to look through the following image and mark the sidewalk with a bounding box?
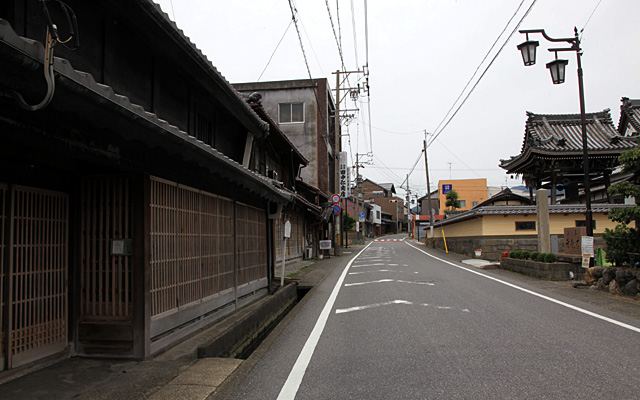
[0,246,358,400]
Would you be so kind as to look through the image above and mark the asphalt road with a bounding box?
[226,235,640,400]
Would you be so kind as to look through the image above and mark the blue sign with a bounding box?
[359,212,365,218]
[333,204,341,214]
[442,184,452,194]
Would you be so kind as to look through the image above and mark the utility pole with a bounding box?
[334,70,341,256]
[404,174,409,234]
[332,68,369,248]
[424,132,434,247]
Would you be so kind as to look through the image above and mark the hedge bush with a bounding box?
[521,250,531,260]
[536,253,546,262]
[530,252,540,261]
[544,253,557,263]
[511,250,522,259]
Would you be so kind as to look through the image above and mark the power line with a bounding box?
[580,0,604,39]
[325,0,346,71]
[257,20,293,81]
[428,0,538,147]
[350,0,359,67]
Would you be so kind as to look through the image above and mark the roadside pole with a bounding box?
[281,219,291,287]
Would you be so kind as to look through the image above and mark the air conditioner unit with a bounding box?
[305,248,313,259]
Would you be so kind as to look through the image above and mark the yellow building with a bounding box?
[438,178,487,213]
[429,203,630,261]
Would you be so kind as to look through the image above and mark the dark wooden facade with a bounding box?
[0,0,298,373]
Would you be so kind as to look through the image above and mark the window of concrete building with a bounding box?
[515,221,536,231]
[459,200,466,208]
[279,103,304,123]
[472,201,478,207]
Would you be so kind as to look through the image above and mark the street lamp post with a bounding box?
[517,27,593,237]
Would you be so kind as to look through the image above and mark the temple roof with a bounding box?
[500,110,637,173]
[618,97,640,136]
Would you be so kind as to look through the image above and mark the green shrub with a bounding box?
[536,253,546,262]
[544,253,557,263]
[511,250,522,259]
[530,251,540,261]
[521,250,531,260]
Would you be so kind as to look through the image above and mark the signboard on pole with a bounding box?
[339,151,350,197]
[581,236,594,257]
[284,220,291,238]
[333,204,341,214]
[331,193,341,204]
[319,240,332,250]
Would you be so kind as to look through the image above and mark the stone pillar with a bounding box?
[536,190,550,253]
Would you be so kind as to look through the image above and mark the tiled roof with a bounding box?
[501,110,637,170]
[0,18,291,204]
[618,97,640,135]
[522,110,636,153]
[143,1,269,135]
[435,204,634,227]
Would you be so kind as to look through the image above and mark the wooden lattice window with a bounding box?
[236,202,267,286]
[9,186,68,368]
[80,177,133,320]
[150,178,236,316]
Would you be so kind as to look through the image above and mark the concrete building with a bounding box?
[233,80,337,196]
[438,178,488,213]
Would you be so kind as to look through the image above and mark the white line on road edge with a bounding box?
[277,241,374,400]
[405,241,640,334]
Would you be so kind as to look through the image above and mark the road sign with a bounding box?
[359,212,365,218]
[442,184,452,194]
[331,194,341,204]
[333,204,341,214]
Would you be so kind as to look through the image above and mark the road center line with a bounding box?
[405,241,640,334]
[277,241,374,400]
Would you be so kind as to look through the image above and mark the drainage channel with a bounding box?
[235,285,311,360]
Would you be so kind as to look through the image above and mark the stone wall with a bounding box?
[427,234,606,262]
[501,258,583,281]
[430,236,537,261]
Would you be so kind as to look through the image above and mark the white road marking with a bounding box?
[335,300,469,314]
[344,279,435,287]
[404,241,640,334]
[277,242,374,399]
[348,269,394,275]
[351,263,386,268]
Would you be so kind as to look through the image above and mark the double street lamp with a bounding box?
[517,27,593,237]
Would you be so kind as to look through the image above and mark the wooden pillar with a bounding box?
[603,170,612,203]
[132,174,151,359]
[550,170,557,205]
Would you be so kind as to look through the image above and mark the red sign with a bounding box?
[333,204,341,214]
[331,194,341,204]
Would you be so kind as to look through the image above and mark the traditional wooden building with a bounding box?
[0,0,299,374]
[500,110,637,204]
[618,97,640,137]
[246,98,326,262]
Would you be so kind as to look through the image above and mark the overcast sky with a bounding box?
[154,0,640,199]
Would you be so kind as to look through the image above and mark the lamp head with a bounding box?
[517,40,539,66]
[546,58,569,84]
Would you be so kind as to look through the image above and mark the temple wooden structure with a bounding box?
[500,110,637,204]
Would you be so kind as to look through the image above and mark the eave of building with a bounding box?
[0,18,292,204]
[135,0,269,138]
[501,110,637,173]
